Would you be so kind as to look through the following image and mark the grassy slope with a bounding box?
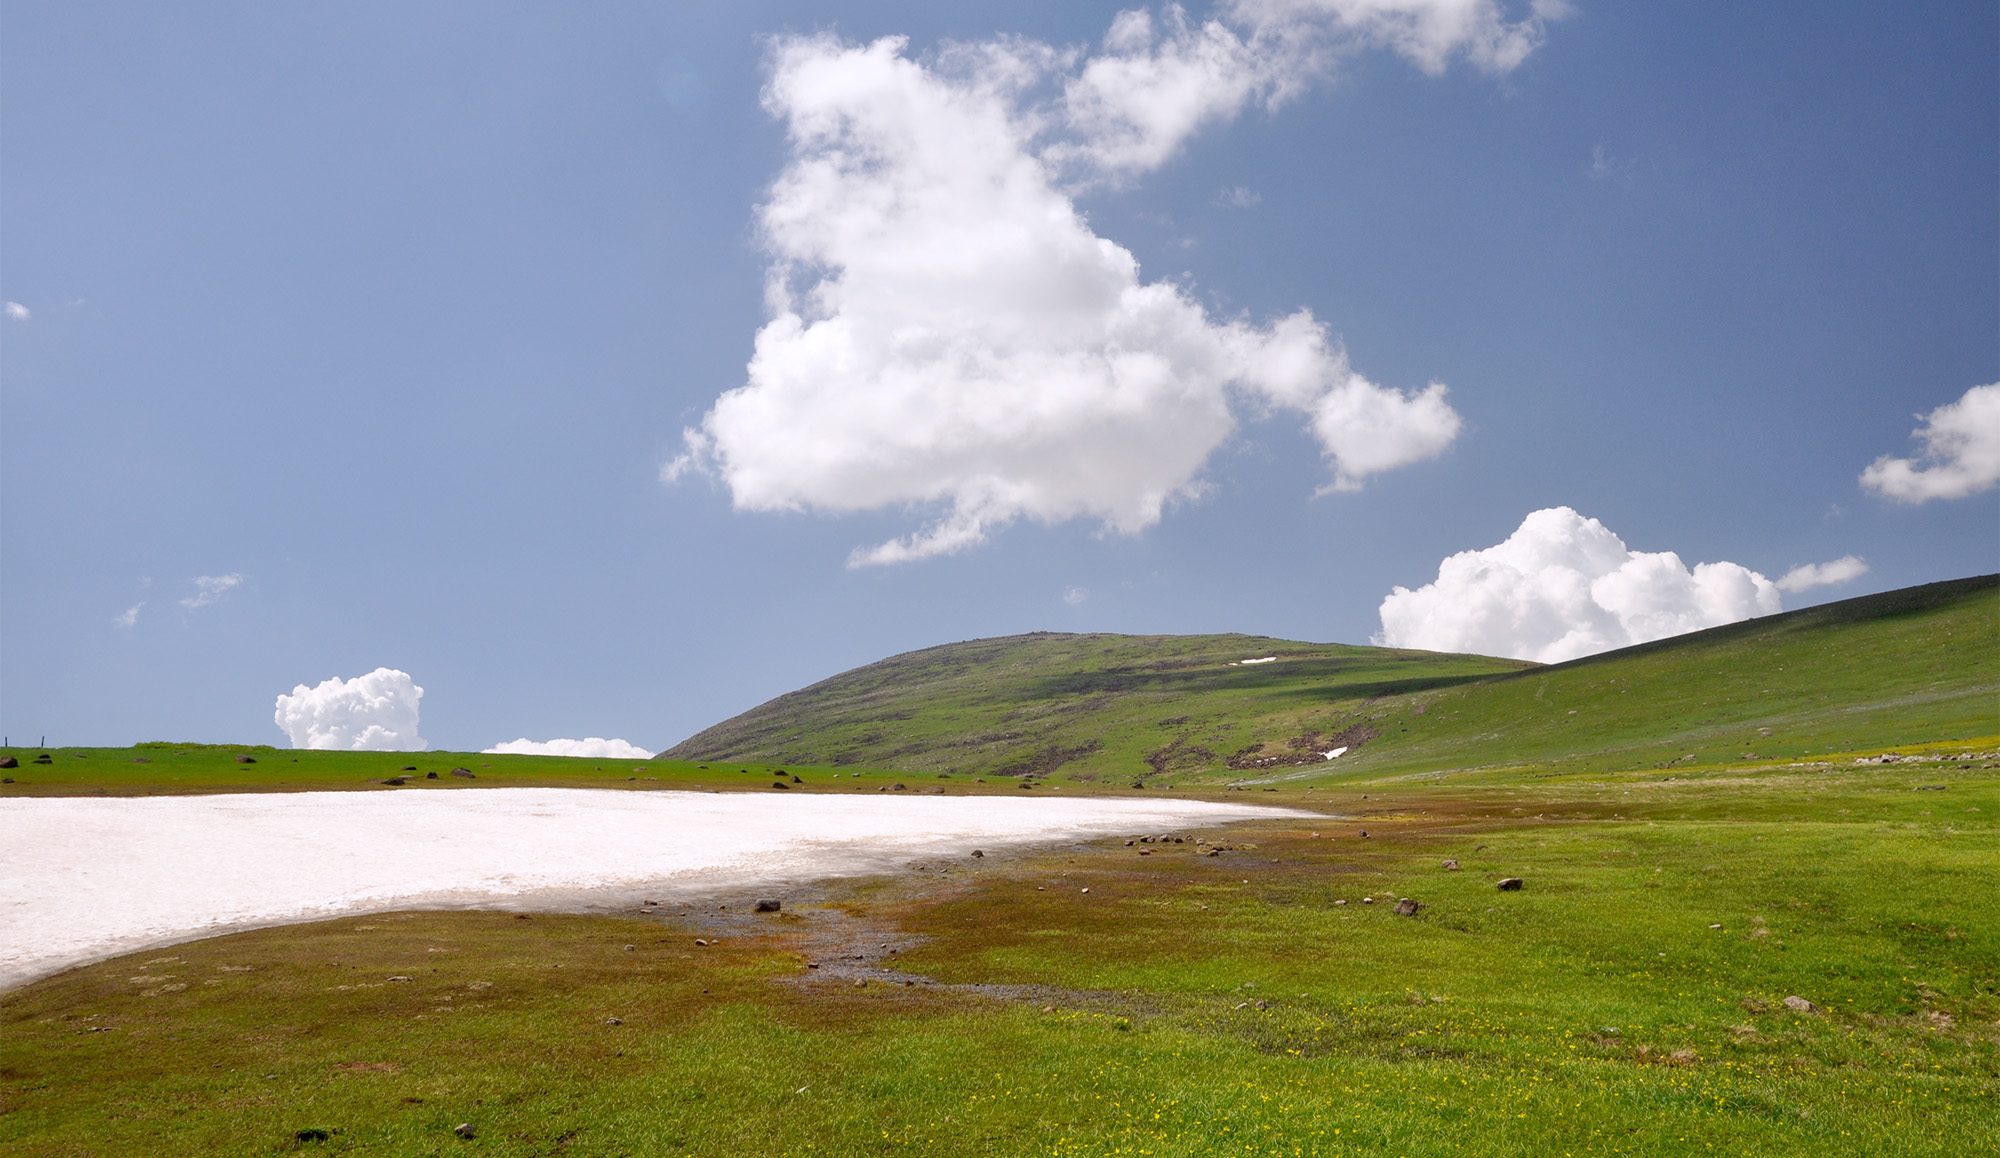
[3,578,1996,1155]
[667,576,1999,784]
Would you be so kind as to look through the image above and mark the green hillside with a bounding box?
[668,575,1999,782]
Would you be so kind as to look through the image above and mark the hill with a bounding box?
[667,575,1999,782]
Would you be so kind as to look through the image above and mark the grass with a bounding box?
[663,577,1998,787]
[1,576,1995,1154]
[3,763,1995,1155]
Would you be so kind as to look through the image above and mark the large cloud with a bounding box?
[1860,383,2000,504]
[274,668,427,752]
[483,737,655,760]
[1375,508,1802,663]
[668,2,1555,564]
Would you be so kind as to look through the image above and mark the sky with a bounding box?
[2,1,1994,754]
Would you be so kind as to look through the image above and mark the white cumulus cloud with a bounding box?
[483,737,655,760]
[4,301,28,321]
[1775,555,1868,594]
[113,602,145,629]
[668,3,1550,565]
[1860,383,2000,504]
[181,573,245,610]
[1376,507,1785,664]
[274,668,427,751]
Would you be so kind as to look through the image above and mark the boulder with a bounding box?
[1496,877,1524,891]
[1782,995,1820,1014]
[425,771,438,779]
[235,755,256,764]
[450,768,475,778]
[754,899,782,913]
[0,756,17,769]
[771,781,791,789]
[1395,898,1423,916]
[1441,860,1460,870]
[453,1123,477,1139]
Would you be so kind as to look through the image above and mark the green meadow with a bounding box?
[1,578,1995,1155]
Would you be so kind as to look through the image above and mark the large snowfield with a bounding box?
[0,788,1303,989]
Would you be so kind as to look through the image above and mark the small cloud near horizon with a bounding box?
[1775,555,1868,594]
[1860,383,2000,504]
[1376,507,1788,664]
[181,573,245,610]
[1063,585,1089,606]
[484,737,654,759]
[274,668,427,751]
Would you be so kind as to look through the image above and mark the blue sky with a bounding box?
[3,1,1994,752]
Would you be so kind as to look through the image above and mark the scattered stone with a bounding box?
[402,765,417,771]
[235,755,257,764]
[1,777,11,783]
[295,1128,331,1142]
[1782,995,1820,1014]
[693,939,709,946]
[892,783,907,792]
[33,754,53,764]
[1394,898,1423,916]
[453,1122,476,1139]
[1709,923,1723,930]
[754,899,782,913]
[1254,999,1268,1010]
[1205,849,1219,857]
[605,1017,623,1025]
[382,777,409,786]
[971,850,984,858]
[1441,859,1460,870]
[388,975,412,982]
[1333,899,1346,906]
[854,979,868,988]
[0,756,16,769]
[1361,896,1374,904]
[425,771,438,779]
[623,944,636,952]
[1496,878,1524,891]
[450,768,475,778]
[1080,887,1090,894]
[771,781,791,789]
[1358,830,1369,839]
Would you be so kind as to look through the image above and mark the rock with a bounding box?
[1205,849,1219,857]
[771,781,791,789]
[450,768,475,778]
[382,777,409,786]
[605,1017,623,1025]
[1358,830,1369,839]
[892,783,907,792]
[425,771,438,779]
[235,755,256,764]
[693,938,708,946]
[971,850,984,858]
[402,765,417,771]
[0,756,16,768]
[1782,995,1820,1014]
[1361,896,1374,904]
[1441,860,1460,870]
[1254,1000,1268,1010]
[387,975,412,982]
[754,899,782,913]
[1395,898,1423,916]
[791,774,803,783]
[623,944,636,951]
[453,1122,476,1139]
[1,777,11,783]
[295,1128,331,1142]
[1496,877,1524,891]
